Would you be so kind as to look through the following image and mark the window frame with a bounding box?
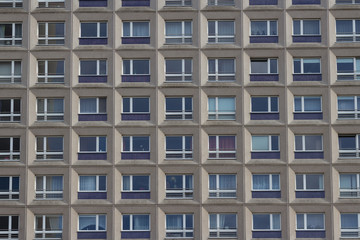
[251,135,280,152]
[37,22,65,45]
[0,98,20,122]
[0,0,22,8]
[80,22,107,38]
[122,175,150,192]
[165,214,193,238]
[250,58,278,74]
[122,97,150,114]
[78,175,107,192]
[295,135,323,152]
[35,175,63,200]
[340,173,360,198]
[336,19,360,42]
[79,59,107,76]
[37,60,65,83]
[122,21,150,37]
[79,97,106,114]
[208,58,236,82]
[293,58,321,74]
[294,96,322,113]
[38,0,65,8]
[0,176,19,200]
[0,23,22,46]
[250,20,278,36]
[122,136,150,153]
[122,59,150,76]
[121,214,150,231]
[35,215,63,239]
[78,136,107,153]
[209,213,237,238]
[36,136,64,161]
[208,135,236,159]
[338,135,360,158]
[252,174,280,191]
[295,174,324,191]
[208,96,236,120]
[165,58,192,82]
[293,19,321,36]
[336,58,360,81]
[165,135,193,160]
[165,174,193,199]
[207,20,235,43]
[340,213,360,238]
[36,98,64,121]
[252,213,281,231]
[165,21,192,44]
[78,214,106,232]
[251,96,279,113]
[0,60,21,83]
[208,174,237,198]
[0,137,20,161]
[0,215,19,239]
[296,213,325,230]
[165,97,192,120]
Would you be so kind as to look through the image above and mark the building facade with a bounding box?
[0,0,360,239]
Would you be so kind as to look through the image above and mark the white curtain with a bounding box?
[133,215,149,230]
[166,22,182,36]
[166,215,182,230]
[218,59,234,74]
[303,20,319,35]
[47,176,63,191]
[80,98,96,113]
[252,136,269,151]
[253,175,269,189]
[340,174,357,189]
[337,20,353,34]
[80,176,96,191]
[218,98,235,112]
[133,22,149,36]
[219,175,235,190]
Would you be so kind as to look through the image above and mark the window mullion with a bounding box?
[130,98,133,113]
[267,21,270,35]
[130,136,133,152]
[130,22,133,37]
[267,59,270,73]
[301,97,305,112]
[300,20,303,35]
[96,137,99,152]
[130,175,133,191]
[182,136,185,158]
[97,23,100,38]
[130,215,133,231]
[96,60,100,75]
[270,214,273,230]
[130,60,133,75]
[215,21,218,42]
[269,174,273,190]
[182,214,186,236]
[303,175,307,189]
[216,136,219,158]
[45,61,48,82]
[182,97,185,119]
[268,135,272,151]
[42,215,46,237]
[302,136,305,151]
[95,176,99,191]
[10,137,13,159]
[216,174,220,193]
[9,177,13,199]
[267,97,271,112]
[96,98,99,113]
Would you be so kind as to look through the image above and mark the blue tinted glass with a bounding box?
[133,137,149,151]
[253,175,269,190]
[272,175,280,189]
[271,136,279,151]
[81,23,97,37]
[185,98,192,111]
[0,177,9,191]
[100,23,107,37]
[341,214,358,229]
[166,98,182,112]
[80,137,96,151]
[297,214,304,229]
[336,20,353,34]
[186,215,193,229]
[271,97,278,111]
[294,97,302,111]
[79,216,96,230]
[294,59,301,73]
[133,176,149,190]
[123,22,130,36]
[123,60,130,75]
[123,98,130,113]
[185,136,192,150]
[123,137,130,151]
[123,176,130,190]
[208,59,216,74]
[270,59,277,73]
[293,20,300,34]
[133,98,149,112]
[252,97,268,112]
[303,59,321,73]
[123,215,130,230]
[166,136,182,151]
[99,137,106,152]
[339,136,356,150]
[133,60,149,74]
[98,215,106,230]
[253,214,270,229]
[337,59,354,73]
[166,175,182,189]
[99,176,106,190]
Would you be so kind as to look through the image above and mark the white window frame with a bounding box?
[35,175,63,200]
[78,175,107,192]
[36,136,63,160]
[251,135,280,152]
[252,174,280,191]
[340,174,360,198]
[78,214,106,232]
[250,20,278,36]
[165,97,192,120]
[0,60,21,83]
[122,21,150,37]
[296,174,324,191]
[165,214,193,238]
[296,213,325,230]
[36,98,64,121]
[336,19,360,42]
[208,58,235,82]
[122,136,150,153]
[293,58,321,74]
[165,174,193,199]
[293,19,321,36]
[252,213,281,231]
[0,176,19,200]
[336,0,360,4]
[165,21,192,44]
[122,59,150,76]
[38,22,65,45]
[208,174,237,198]
[294,96,322,113]
[165,58,192,82]
[38,0,65,8]
[208,0,234,5]
[251,96,279,113]
[208,97,236,120]
[78,136,107,153]
[80,59,107,76]
[338,96,360,119]
[0,0,22,7]
[295,135,323,152]
[37,60,64,83]
[79,97,106,114]
[208,135,236,159]
[122,97,150,114]
[340,213,360,238]
[337,58,360,81]
[339,135,360,158]
[122,175,150,192]
[165,135,193,160]
[209,213,237,238]
[0,98,20,122]
[80,22,107,38]
[0,137,20,161]
[0,23,22,46]
[0,215,18,239]
[208,20,235,43]
[35,215,62,240]
[165,0,192,6]
[121,214,150,231]
[250,58,278,74]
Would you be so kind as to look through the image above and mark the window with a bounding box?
[80,60,106,76]
[293,20,320,36]
[0,216,18,239]
[36,136,63,160]
[80,22,107,45]
[336,20,360,42]
[38,0,64,8]
[79,175,106,192]
[209,174,236,198]
[0,99,20,122]
[0,0,22,7]
[79,97,106,114]
[35,215,62,239]
[208,0,234,5]
[78,214,106,231]
[38,22,65,45]
[208,59,235,82]
[296,213,324,230]
[293,58,321,74]
[336,0,360,3]
[209,214,237,238]
[79,136,106,153]
[251,135,279,151]
[166,214,193,238]
[339,135,360,158]
[35,175,63,199]
[253,213,281,231]
[165,0,191,6]
[0,137,20,161]
[122,22,150,44]
[37,60,64,83]
[0,60,21,83]
[337,58,360,81]
[122,0,150,6]
[251,96,278,113]
[208,20,235,43]
[340,174,360,198]
[166,175,193,198]
[250,58,278,74]
[122,97,149,116]
[208,136,236,159]
[165,136,192,159]
[165,97,192,120]
[122,214,150,231]
[122,136,150,152]
[123,59,150,76]
[0,23,22,46]
[0,176,19,199]
[294,96,322,112]
[122,175,150,192]
[79,0,107,7]
[338,96,360,119]
[341,214,360,238]
[296,174,324,190]
[165,59,192,82]
[37,98,64,121]
[165,21,192,44]
[252,174,280,191]
[295,135,323,151]
[251,20,277,36]
[208,97,235,120]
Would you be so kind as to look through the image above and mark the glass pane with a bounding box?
[294,59,301,73]
[166,136,182,151]
[133,60,149,74]
[252,136,268,151]
[306,174,323,189]
[166,98,182,112]
[295,136,303,150]
[253,214,270,229]
[0,100,11,113]
[0,177,9,191]
[251,60,267,73]
[218,98,235,112]
[218,21,234,36]
[303,20,320,35]
[123,98,130,112]
[293,20,300,35]
[307,214,324,229]
[122,215,130,230]
[48,23,64,37]
[304,135,322,151]
[99,176,106,190]
[303,59,321,73]
[80,98,97,113]
[273,214,280,229]
[47,99,63,113]
[79,137,96,151]
[341,214,358,229]
[270,21,277,35]
[251,97,268,112]
[218,59,234,74]
[166,22,182,36]
[253,175,269,189]
[337,58,354,73]
[47,137,63,152]
[79,176,96,191]
[272,175,280,189]
[38,23,46,37]
[99,137,106,152]
[133,176,149,190]
[123,60,130,74]
[80,60,97,75]
[166,175,183,189]
[132,22,149,36]
[79,216,96,230]
[336,20,353,34]
[81,23,98,37]
[133,137,149,151]
[133,98,149,112]
[339,136,356,150]
[0,62,11,75]
[47,61,64,75]
[100,23,107,37]
[98,215,106,230]
[99,60,107,75]
[166,60,182,74]
[251,21,267,35]
[296,175,304,189]
[338,97,354,111]
[123,22,130,36]
[303,97,321,111]
[297,214,304,229]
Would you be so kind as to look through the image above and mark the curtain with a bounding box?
[306,175,323,189]
[185,175,192,190]
[218,21,234,36]
[80,98,96,113]
[253,175,269,190]
[219,175,235,190]
[47,176,63,191]
[123,176,130,190]
[304,97,321,111]
[133,22,149,37]
[304,135,322,151]
[340,174,357,189]
[15,24,21,38]
[209,175,216,190]
[336,20,353,34]
[166,215,182,230]
[303,20,319,35]
[209,214,217,229]
[341,214,358,229]
[81,61,97,75]
[252,136,268,151]
[47,99,63,113]
[133,215,149,230]
[219,136,235,151]
[218,59,234,74]
[166,22,182,36]
[48,216,62,231]
[80,176,96,191]
[80,137,96,152]
[0,62,11,75]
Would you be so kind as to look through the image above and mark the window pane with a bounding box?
[339,136,356,150]
[341,214,358,229]
[79,216,96,230]
[47,99,63,113]
[133,137,149,151]
[337,58,354,73]
[251,21,267,35]
[303,20,320,35]
[272,175,280,189]
[99,137,106,152]
[297,214,304,229]
[166,175,183,189]
[293,20,300,35]
[303,59,320,73]
[306,175,323,189]
[307,214,324,229]
[79,176,96,191]
[218,98,235,112]
[80,61,97,75]
[133,176,149,190]
[166,136,182,151]
[218,21,234,35]
[252,136,268,151]
[0,177,9,191]
[123,22,130,36]
[296,175,304,189]
[251,60,267,73]
[47,137,63,152]
[133,215,149,230]
[253,214,270,229]
[100,23,107,37]
[338,97,354,111]
[132,22,149,36]
[336,20,353,34]
[304,135,322,151]
[123,215,130,230]
[0,100,11,113]
[303,97,321,111]
[81,23,97,37]
[166,60,182,74]
[99,176,106,190]
[123,60,130,74]
[133,98,149,112]
[48,23,64,37]
[270,59,277,73]
[252,97,268,112]
[253,175,270,189]
[133,60,149,74]
[295,136,303,150]
[80,98,97,113]
[79,137,96,151]
[166,98,182,112]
